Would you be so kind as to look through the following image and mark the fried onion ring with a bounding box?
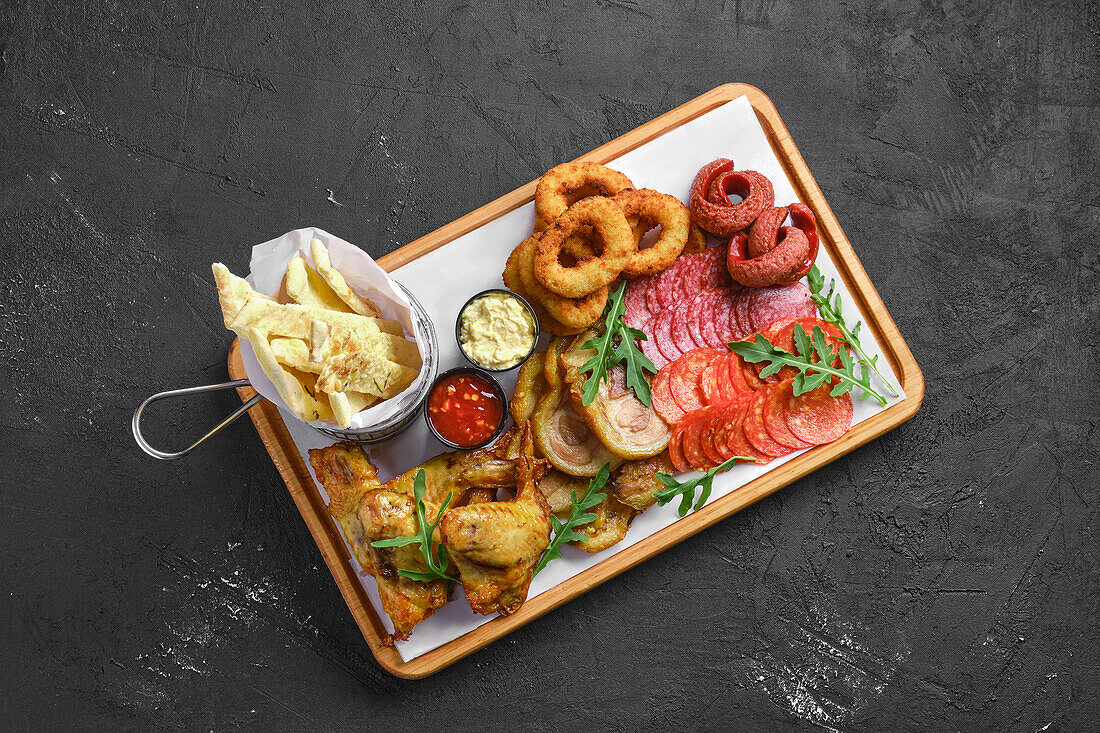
[534,162,634,233]
[505,234,607,332]
[726,205,814,288]
[534,196,635,298]
[613,189,690,278]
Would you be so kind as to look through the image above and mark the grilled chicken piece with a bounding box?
[613,454,675,511]
[440,426,551,615]
[531,337,620,477]
[384,444,517,506]
[309,444,449,643]
[561,328,671,459]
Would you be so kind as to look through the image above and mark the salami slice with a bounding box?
[651,366,684,425]
[725,352,753,395]
[712,288,737,345]
[668,428,690,472]
[748,282,816,332]
[698,291,723,349]
[703,408,735,462]
[714,394,750,453]
[743,386,790,458]
[639,316,668,372]
[763,382,813,450]
[668,348,719,414]
[653,258,691,312]
[623,276,656,328]
[733,289,754,338]
[671,296,701,354]
[695,248,729,291]
[782,382,854,445]
[653,308,682,363]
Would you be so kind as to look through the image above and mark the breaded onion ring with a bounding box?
[690,161,774,237]
[614,189,690,278]
[503,244,586,336]
[726,205,813,288]
[534,196,635,298]
[506,234,607,332]
[534,162,634,232]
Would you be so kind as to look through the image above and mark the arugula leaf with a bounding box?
[653,457,754,516]
[579,281,656,407]
[369,468,458,583]
[533,463,610,576]
[807,265,899,398]
[728,326,888,406]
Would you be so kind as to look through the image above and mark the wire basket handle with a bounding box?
[132,379,264,460]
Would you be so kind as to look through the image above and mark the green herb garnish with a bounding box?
[729,325,887,406]
[533,463,610,576]
[580,281,656,407]
[654,457,753,516]
[369,469,458,582]
[807,264,898,398]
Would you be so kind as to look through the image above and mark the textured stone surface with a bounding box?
[2,1,1098,730]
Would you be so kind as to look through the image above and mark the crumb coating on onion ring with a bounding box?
[534,196,634,298]
[534,162,634,233]
[614,188,691,278]
[505,234,607,333]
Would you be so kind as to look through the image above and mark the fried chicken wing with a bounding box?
[309,443,449,643]
[439,426,551,616]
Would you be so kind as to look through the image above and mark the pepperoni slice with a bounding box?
[668,348,719,413]
[748,282,816,332]
[782,382,854,445]
[714,394,751,454]
[743,386,790,458]
[698,407,726,467]
[725,352,753,395]
[623,276,656,328]
[763,382,813,450]
[725,412,769,464]
[680,409,713,470]
[703,408,735,462]
[739,351,766,390]
[653,308,682,363]
[700,359,722,405]
[712,288,737,345]
[671,296,701,354]
[755,317,846,382]
[651,366,684,425]
[668,428,690,472]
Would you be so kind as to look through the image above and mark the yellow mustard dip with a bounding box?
[459,293,536,369]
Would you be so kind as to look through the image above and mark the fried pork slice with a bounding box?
[612,453,674,512]
[440,426,551,616]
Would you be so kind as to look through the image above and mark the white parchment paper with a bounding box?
[273,95,907,661]
[237,226,430,429]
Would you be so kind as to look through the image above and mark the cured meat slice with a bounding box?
[748,282,816,332]
[653,308,682,363]
[754,317,846,382]
[714,394,750,453]
[697,407,726,467]
[686,289,722,350]
[702,408,733,462]
[739,351,766,390]
[700,359,722,405]
[668,427,689,472]
[651,258,691,312]
[712,288,737,345]
[680,409,713,470]
[639,315,669,371]
[725,352,753,395]
[668,348,719,414]
[743,386,790,458]
[651,366,684,425]
[694,248,729,292]
[733,289,755,339]
[671,296,701,354]
[782,382,854,445]
[724,412,769,464]
[763,382,813,450]
[623,276,656,328]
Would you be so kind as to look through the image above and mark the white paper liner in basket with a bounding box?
[237,226,430,430]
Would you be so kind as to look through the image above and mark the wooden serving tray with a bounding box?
[227,83,924,679]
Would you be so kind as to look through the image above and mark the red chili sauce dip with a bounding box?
[427,371,503,447]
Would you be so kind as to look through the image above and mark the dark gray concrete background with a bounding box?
[2,0,1097,730]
